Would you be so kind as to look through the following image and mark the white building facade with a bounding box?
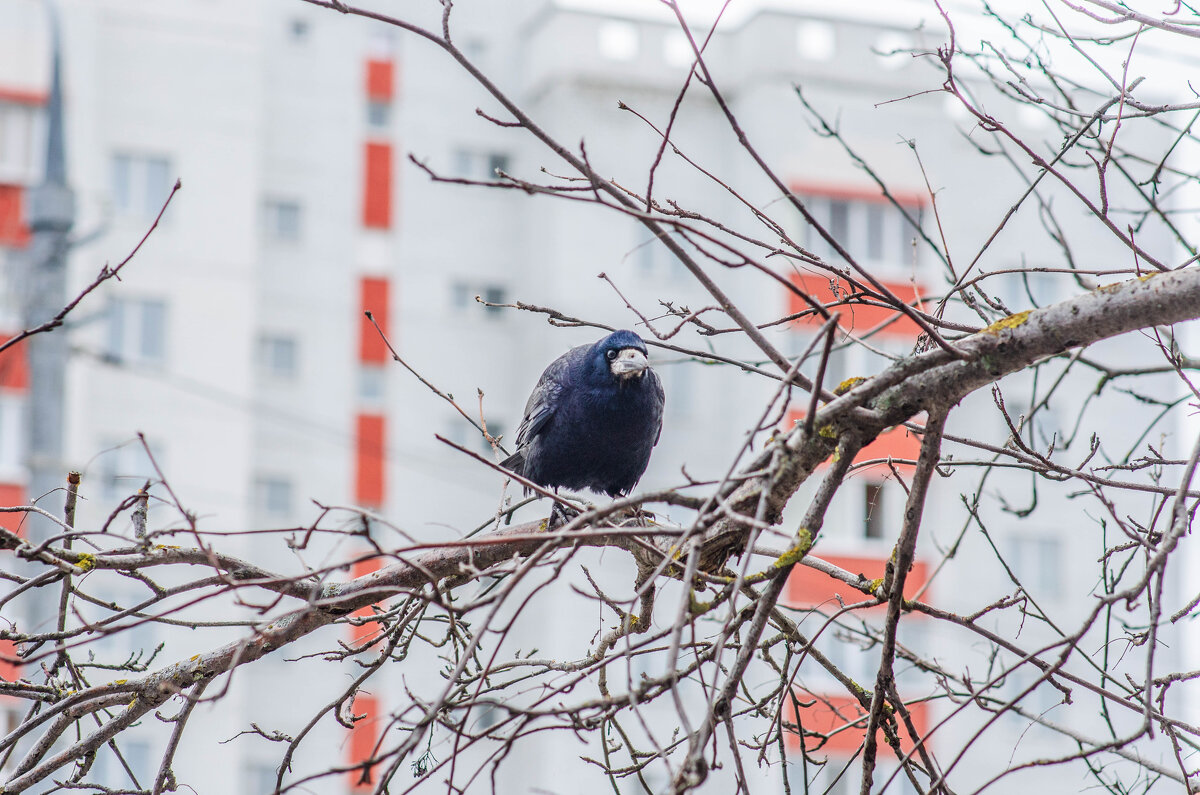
[0,1,1193,793]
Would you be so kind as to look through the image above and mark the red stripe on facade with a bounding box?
[0,185,31,247]
[347,692,381,790]
[347,556,384,645]
[0,87,47,105]
[0,483,27,544]
[787,273,926,339]
[362,142,392,229]
[784,692,929,755]
[0,337,29,390]
[0,483,24,511]
[365,59,394,101]
[0,639,21,683]
[359,277,391,364]
[784,409,922,469]
[355,413,386,507]
[786,552,930,610]
[790,180,926,207]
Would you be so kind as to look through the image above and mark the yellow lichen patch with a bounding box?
[818,423,837,439]
[74,553,96,572]
[190,654,201,661]
[983,310,1031,334]
[835,376,866,395]
[774,528,814,568]
[114,679,127,685]
[867,577,886,593]
[1137,272,1160,283]
[1095,281,1123,294]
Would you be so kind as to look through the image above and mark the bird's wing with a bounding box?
[649,368,666,446]
[514,345,584,448]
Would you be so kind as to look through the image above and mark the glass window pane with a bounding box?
[598,22,639,61]
[864,481,884,539]
[865,203,884,260]
[111,155,132,212]
[487,152,509,176]
[0,395,21,471]
[359,366,385,402]
[143,158,170,216]
[274,201,301,241]
[899,208,921,261]
[107,299,126,359]
[274,337,296,375]
[367,101,390,128]
[829,200,849,254]
[453,149,474,178]
[139,300,166,363]
[483,285,506,314]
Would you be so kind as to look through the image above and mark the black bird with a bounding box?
[501,330,665,499]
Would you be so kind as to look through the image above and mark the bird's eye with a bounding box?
[606,349,618,361]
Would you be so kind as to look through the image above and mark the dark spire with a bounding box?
[29,0,73,234]
[44,0,66,188]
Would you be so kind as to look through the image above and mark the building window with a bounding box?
[1008,534,1062,599]
[463,38,487,62]
[359,364,385,404]
[452,149,511,181]
[0,103,36,183]
[257,333,298,379]
[796,21,836,61]
[487,152,510,176]
[662,30,693,68]
[444,418,503,456]
[90,737,151,790]
[366,100,391,130]
[244,762,281,795]
[598,21,639,61]
[996,270,1060,312]
[107,297,167,367]
[635,232,685,278]
[289,18,310,42]
[368,29,396,58]
[482,285,506,313]
[662,363,691,418]
[0,394,22,477]
[798,194,922,272]
[452,281,507,317]
[97,438,161,499]
[864,480,885,539]
[111,154,171,220]
[262,199,301,243]
[254,476,293,517]
[875,32,913,71]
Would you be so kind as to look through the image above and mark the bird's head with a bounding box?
[595,330,650,382]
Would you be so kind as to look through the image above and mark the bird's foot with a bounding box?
[613,505,655,527]
[549,500,581,528]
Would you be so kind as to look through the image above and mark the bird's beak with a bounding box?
[611,348,649,379]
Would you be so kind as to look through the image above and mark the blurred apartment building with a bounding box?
[0,1,1189,793]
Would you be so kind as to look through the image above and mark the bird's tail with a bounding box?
[500,449,525,475]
